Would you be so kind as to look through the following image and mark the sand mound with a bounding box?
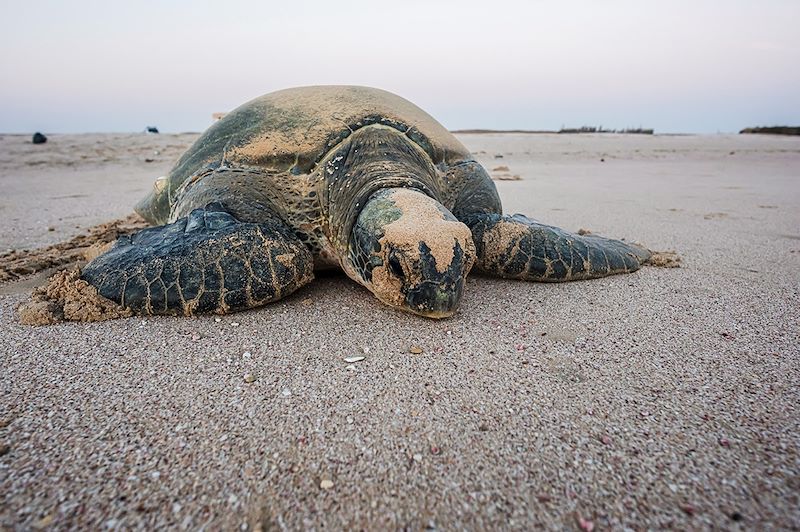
[646,250,681,268]
[0,214,147,284]
[492,173,522,181]
[18,268,132,325]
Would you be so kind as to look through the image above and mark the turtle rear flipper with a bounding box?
[466,213,650,281]
[81,204,314,315]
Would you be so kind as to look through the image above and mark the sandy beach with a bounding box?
[1,132,798,529]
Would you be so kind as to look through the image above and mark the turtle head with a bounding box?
[346,188,476,318]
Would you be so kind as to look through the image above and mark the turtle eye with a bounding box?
[387,252,405,279]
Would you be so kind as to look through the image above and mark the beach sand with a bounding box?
[1,132,798,529]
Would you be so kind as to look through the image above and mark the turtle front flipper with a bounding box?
[465,213,650,281]
[81,204,314,315]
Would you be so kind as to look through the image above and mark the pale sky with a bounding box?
[2,0,798,133]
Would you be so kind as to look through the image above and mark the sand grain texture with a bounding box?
[17,268,132,325]
[1,132,799,530]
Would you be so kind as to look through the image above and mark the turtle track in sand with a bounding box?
[0,214,148,284]
[1,214,148,325]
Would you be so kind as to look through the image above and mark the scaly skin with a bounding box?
[82,205,313,315]
[465,213,651,281]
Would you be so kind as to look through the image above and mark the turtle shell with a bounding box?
[140,86,473,223]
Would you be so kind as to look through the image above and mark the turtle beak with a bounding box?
[402,241,469,318]
[404,278,465,318]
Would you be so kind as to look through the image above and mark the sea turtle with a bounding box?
[81,86,651,318]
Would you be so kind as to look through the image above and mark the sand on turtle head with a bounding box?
[364,189,475,308]
[17,268,132,325]
[383,189,474,274]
